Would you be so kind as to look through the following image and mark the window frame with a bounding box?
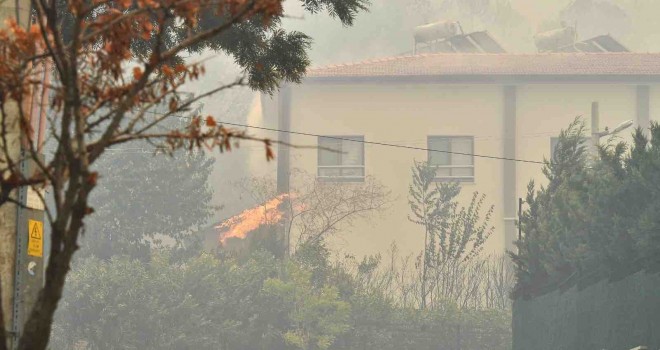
[317,135,366,183]
[427,135,475,183]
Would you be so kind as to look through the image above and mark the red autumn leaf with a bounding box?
[141,22,153,40]
[266,146,275,161]
[162,65,174,77]
[169,98,178,112]
[87,172,98,185]
[132,67,143,80]
[205,116,216,127]
[174,64,187,74]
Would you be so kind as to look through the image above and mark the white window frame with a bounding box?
[317,136,365,182]
[427,135,475,183]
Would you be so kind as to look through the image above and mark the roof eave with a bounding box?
[303,74,660,85]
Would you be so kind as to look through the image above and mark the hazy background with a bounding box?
[47,2,660,348]
[186,0,660,225]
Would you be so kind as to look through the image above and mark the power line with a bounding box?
[218,121,545,165]
[43,118,545,164]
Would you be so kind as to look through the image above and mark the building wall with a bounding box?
[287,83,505,257]
[273,81,660,260]
[649,85,660,124]
[517,84,639,201]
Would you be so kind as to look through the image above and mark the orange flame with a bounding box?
[216,194,289,244]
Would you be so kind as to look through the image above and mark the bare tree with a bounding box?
[342,241,513,312]
[408,161,495,309]
[232,170,390,255]
[287,170,390,251]
[483,254,515,310]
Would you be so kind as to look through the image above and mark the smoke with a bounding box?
[181,52,265,223]
[179,0,660,231]
[512,0,572,32]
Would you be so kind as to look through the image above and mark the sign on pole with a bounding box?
[27,220,43,258]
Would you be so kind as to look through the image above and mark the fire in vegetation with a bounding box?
[216,194,291,245]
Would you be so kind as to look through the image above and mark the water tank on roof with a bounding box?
[534,26,577,52]
[414,21,462,44]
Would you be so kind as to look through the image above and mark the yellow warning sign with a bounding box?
[27,220,43,258]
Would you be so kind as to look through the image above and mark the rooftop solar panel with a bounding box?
[468,31,506,53]
[588,35,629,52]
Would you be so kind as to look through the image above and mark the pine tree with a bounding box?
[510,118,590,295]
[77,100,215,260]
[511,119,660,297]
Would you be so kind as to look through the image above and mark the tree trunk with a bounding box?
[421,227,429,310]
[18,195,86,350]
[17,230,76,350]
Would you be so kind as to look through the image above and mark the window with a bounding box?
[550,137,589,161]
[318,136,365,182]
[428,136,474,182]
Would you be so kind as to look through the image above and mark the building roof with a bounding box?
[305,53,660,83]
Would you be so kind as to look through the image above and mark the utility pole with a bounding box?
[0,3,47,348]
[590,101,634,159]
